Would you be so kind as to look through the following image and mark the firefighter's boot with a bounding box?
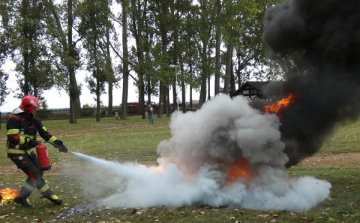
[14,183,34,208]
[39,183,63,205]
[47,194,63,205]
[14,197,32,208]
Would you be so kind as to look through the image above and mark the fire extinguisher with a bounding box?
[36,144,52,171]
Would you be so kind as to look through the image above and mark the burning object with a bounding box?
[0,188,18,206]
[263,93,295,114]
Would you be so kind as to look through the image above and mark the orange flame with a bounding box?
[225,157,253,185]
[0,188,19,205]
[263,93,295,114]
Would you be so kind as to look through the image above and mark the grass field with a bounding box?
[0,115,359,223]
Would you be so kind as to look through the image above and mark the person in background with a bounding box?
[147,103,154,124]
[6,95,69,208]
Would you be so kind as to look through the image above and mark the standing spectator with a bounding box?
[147,104,154,124]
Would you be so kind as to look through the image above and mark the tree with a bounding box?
[0,5,10,129]
[128,0,156,119]
[214,0,221,96]
[121,0,130,120]
[1,0,55,98]
[194,0,215,108]
[43,0,82,123]
[78,0,112,122]
[0,71,9,129]
[151,0,173,117]
[169,0,193,113]
[222,0,283,95]
[179,6,201,111]
[105,18,116,117]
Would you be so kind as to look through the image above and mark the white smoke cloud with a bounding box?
[72,94,331,212]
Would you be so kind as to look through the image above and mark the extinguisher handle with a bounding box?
[44,141,71,153]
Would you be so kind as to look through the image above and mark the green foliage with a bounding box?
[77,0,114,121]
[82,103,94,109]
[0,71,9,105]
[1,0,56,97]
[221,0,284,84]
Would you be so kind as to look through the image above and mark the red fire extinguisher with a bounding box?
[36,144,52,171]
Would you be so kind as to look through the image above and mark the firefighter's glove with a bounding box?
[24,139,39,150]
[53,139,69,153]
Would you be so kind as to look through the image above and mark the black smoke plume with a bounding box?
[262,0,360,167]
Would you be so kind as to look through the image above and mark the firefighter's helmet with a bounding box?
[19,95,43,113]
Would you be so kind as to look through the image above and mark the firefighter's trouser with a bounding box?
[8,152,54,199]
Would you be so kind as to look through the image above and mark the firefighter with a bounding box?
[6,95,69,208]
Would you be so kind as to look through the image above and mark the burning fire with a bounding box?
[225,157,253,185]
[263,93,295,114]
[0,188,18,205]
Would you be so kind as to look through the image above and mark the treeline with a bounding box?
[0,0,284,124]
[0,107,120,122]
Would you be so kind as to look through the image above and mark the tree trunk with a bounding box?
[230,60,235,95]
[157,81,163,118]
[106,22,114,117]
[165,85,170,116]
[121,1,129,120]
[181,70,186,112]
[207,76,211,100]
[179,57,185,113]
[172,68,177,112]
[68,0,81,123]
[198,44,208,108]
[198,70,207,108]
[224,45,233,95]
[96,79,101,122]
[147,77,151,103]
[189,63,193,109]
[108,80,113,117]
[138,71,145,119]
[214,0,221,95]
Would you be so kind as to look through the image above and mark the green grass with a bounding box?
[320,120,360,155]
[0,116,359,223]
